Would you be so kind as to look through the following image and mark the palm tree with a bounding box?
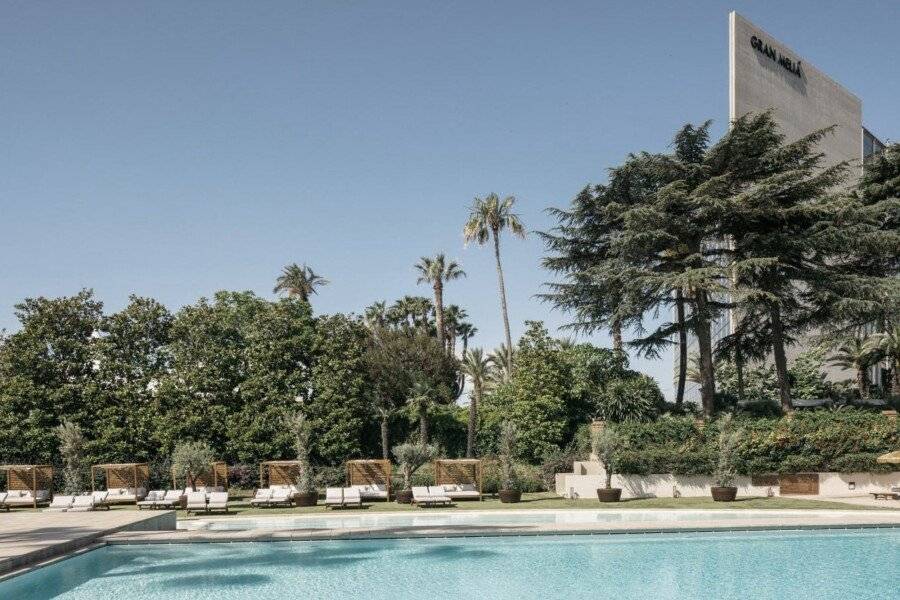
[364,301,388,329]
[456,322,477,357]
[489,344,515,383]
[865,325,899,396]
[415,254,466,350]
[464,193,525,374]
[442,305,468,354]
[407,378,436,443]
[686,354,703,386]
[828,337,879,399]
[273,263,328,303]
[460,348,494,458]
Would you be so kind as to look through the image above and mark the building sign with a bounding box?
[750,35,802,78]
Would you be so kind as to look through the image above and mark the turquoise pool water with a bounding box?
[4,529,898,599]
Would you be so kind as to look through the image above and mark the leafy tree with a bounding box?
[464,193,526,374]
[460,348,493,458]
[273,263,328,303]
[598,375,664,423]
[414,253,465,350]
[171,441,216,491]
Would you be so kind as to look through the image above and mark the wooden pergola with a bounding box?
[171,461,229,490]
[0,464,53,508]
[91,463,149,503]
[434,459,483,499]
[346,459,391,500]
[259,460,301,488]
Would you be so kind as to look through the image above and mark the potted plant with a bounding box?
[289,412,318,506]
[393,441,438,504]
[592,423,622,502]
[711,414,741,502]
[498,422,521,503]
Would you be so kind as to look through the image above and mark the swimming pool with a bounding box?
[176,508,886,531]
[4,529,898,599]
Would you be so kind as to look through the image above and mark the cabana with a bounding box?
[171,461,229,491]
[91,463,149,504]
[346,459,391,501]
[0,465,53,508]
[259,460,301,488]
[432,459,483,500]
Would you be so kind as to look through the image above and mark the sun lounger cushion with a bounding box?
[45,495,75,512]
[69,495,95,511]
[208,492,228,507]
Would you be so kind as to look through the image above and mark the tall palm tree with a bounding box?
[364,301,388,329]
[463,193,525,374]
[865,325,899,396]
[442,305,468,354]
[415,253,466,350]
[828,337,879,399]
[460,348,494,458]
[273,263,328,303]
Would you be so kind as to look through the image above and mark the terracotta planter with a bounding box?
[596,488,622,502]
[294,491,318,507]
[711,486,738,502]
[498,489,521,503]
[395,490,413,504]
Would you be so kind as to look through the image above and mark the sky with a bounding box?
[1,1,897,399]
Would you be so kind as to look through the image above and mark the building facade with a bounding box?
[677,12,887,403]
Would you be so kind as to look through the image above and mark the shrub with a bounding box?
[498,422,519,490]
[599,376,664,423]
[713,415,741,487]
[539,448,576,491]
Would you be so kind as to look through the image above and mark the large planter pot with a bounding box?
[711,486,738,502]
[498,489,521,503]
[294,492,318,507]
[395,490,413,504]
[596,488,622,503]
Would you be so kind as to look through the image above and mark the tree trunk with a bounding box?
[419,409,428,444]
[380,414,390,459]
[611,319,623,352]
[433,282,445,349]
[735,340,745,402]
[693,291,717,418]
[493,230,514,377]
[461,336,469,358]
[857,367,870,399]
[466,384,479,458]
[769,303,792,412]
[675,289,687,406]
[892,359,900,398]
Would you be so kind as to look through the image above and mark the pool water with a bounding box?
[3,529,898,599]
[176,508,874,531]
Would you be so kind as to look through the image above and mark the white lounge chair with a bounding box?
[154,489,183,509]
[351,483,389,501]
[342,487,362,507]
[5,489,50,508]
[185,492,208,514]
[250,488,273,507]
[0,492,7,512]
[325,487,344,508]
[441,483,481,500]
[207,491,229,513]
[68,495,95,512]
[44,495,75,512]
[91,490,111,510]
[268,487,293,507]
[412,486,451,507]
[137,490,166,510]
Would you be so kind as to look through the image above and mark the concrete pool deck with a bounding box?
[0,510,176,577]
[104,509,900,545]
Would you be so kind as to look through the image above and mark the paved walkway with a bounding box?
[821,495,900,509]
[106,509,900,545]
[0,510,175,577]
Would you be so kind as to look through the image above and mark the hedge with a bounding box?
[613,409,898,476]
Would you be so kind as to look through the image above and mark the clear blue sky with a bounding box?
[2,1,897,398]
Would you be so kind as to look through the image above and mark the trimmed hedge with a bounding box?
[614,409,898,476]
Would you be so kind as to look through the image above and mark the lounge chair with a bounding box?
[154,489,184,509]
[137,490,166,510]
[268,487,293,507]
[412,486,452,507]
[351,483,389,501]
[0,492,7,512]
[342,487,362,507]
[250,488,273,507]
[91,490,111,510]
[5,489,51,508]
[325,487,344,508]
[206,491,229,513]
[185,491,208,514]
[44,495,75,512]
[870,491,900,500]
[68,495,95,512]
[439,483,481,500]
[426,486,452,505]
